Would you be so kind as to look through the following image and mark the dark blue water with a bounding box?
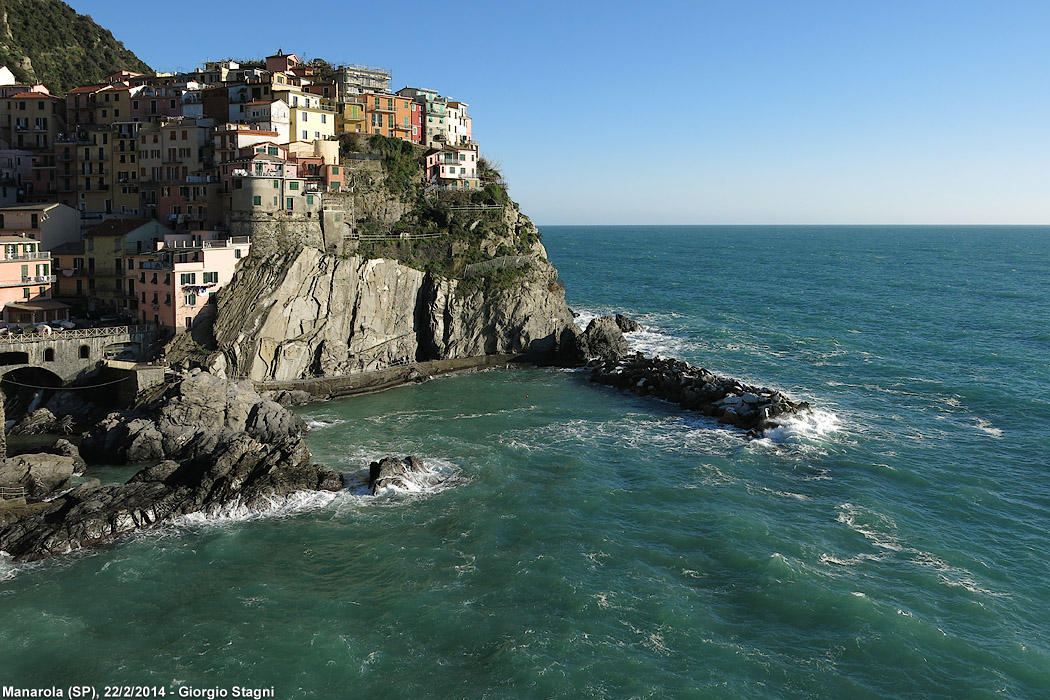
[1,226,1048,699]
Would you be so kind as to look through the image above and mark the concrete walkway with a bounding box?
[252,354,529,399]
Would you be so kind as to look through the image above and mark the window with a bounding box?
[289,181,299,191]
[234,249,242,259]
[202,272,218,283]
[180,273,195,284]
[302,130,308,139]
[306,195,314,205]
[184,293,197,306]
[253,195,261,206]
[268,146,278,156]
[22,288,29,299]
[273,180,279,189]
[79,345,90,359]
[286,198,293,209]
[332,166,339,174]
[301,112,308,121]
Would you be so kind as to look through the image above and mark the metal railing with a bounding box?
[0,486,26,500]
[0,324,156,344]
[3,252,50,261]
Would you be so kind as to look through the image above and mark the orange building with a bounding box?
[359,94,422,143]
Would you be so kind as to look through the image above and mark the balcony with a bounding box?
[4,252,51,261]
[22,274,56,284]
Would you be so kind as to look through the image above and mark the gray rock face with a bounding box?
[209,242,580,381]
[0,434,344,560]
[10,408,60,436]
[80,370,307,464]
[0,453,76,499]
[578,315,631,362]
[615,314,641,333]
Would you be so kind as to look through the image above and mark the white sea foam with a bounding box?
[973,418,1004,438]
[304,417,347,431]
[175,490,339,527]
[763,409,841,443]
[337,455,462,502]
[831,503,1004,597]
[0,551,17,581]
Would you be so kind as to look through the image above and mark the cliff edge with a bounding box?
[180,137,581,381]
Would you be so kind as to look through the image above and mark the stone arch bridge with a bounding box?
[0,325,162,385]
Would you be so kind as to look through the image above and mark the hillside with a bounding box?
[0,0,151,93]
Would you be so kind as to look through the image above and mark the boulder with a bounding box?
[10,408,58,436]
[369,455,427,493]
[614,314,641,333]
[579,315,631,362]
[80,371,307,464]
[0,434,344,560]
[0,453,77,499]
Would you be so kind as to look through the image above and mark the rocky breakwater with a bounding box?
[574,314,810,435]
[588,353,811,434]
[0,370,343,561]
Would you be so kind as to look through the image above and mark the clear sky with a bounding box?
[71,0,1049,225]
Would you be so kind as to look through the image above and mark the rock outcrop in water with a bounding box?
[80,369,306,464]
[0,433,341,561]
[588,352,810,434]
[369,455,428,493]
[0,371,341,561]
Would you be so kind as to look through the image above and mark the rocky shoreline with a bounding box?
[0,313,811,561]
[0,370,343,561]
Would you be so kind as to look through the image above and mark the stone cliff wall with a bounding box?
[211,241,576,382]
[190,143,579,381]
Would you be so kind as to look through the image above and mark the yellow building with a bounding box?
[336,99,366,135]
[274,88,336,143]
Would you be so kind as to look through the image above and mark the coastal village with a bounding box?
[0,51,479,332]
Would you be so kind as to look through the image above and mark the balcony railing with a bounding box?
[4,252,50,261]
[0,275,55,288]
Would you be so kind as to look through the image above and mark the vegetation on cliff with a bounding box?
[0,0,151,93]
[341,134,540,286]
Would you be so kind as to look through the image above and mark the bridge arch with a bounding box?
[2,366,64,418]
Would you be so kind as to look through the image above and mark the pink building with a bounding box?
[129,232,250,330]
[130,86,183,122]
[0,234,65,324]
[424,144,480,190]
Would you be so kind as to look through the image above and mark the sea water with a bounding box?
[1,226,1048,699]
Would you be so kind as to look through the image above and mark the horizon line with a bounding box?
[533,222,1050,227]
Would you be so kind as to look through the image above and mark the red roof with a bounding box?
[9,91,58,99]
[66,84,107,94]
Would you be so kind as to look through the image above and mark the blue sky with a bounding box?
[72,0,1049,224]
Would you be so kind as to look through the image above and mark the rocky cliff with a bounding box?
[192,140,581,382]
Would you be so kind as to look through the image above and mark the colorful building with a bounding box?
[81,218,173,314]
[128,231,250,330]
[0,234,62,324]
[424,144,480,190]
[0,202,80,250]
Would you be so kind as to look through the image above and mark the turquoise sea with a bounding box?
[2,225,1049,699]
